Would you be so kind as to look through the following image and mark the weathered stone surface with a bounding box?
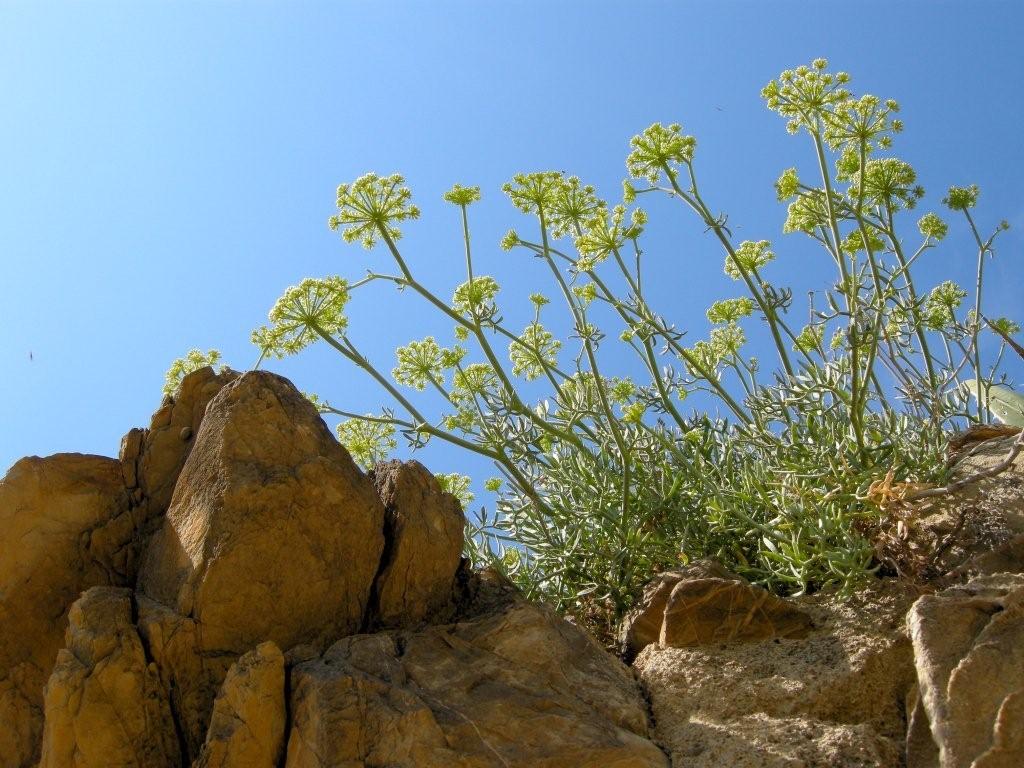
[286,598,668,768]
[38,587,180,768]
[194,641,286,768]
[661,572,815,648]
[138,369,385,653]
[0,454,132,768]
[367,460,465,629]
[619,561,738,658]
[121,365,239,516]
[134,370,385,760]
[636,582,918,767]
[907,573,1024,768]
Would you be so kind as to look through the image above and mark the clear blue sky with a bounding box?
[2,1,1022,488]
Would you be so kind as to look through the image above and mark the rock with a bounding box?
[907,573,1024,768]
[121,365,239,516]
[286,598,668,768]
[635,582,918,767]
[38,587,180,768]
[0,454,132,768]
[194,641,286,768]
[619,561,814,657]
[367,460,465,629]
[136,370,386,758]
[661,571,815,648]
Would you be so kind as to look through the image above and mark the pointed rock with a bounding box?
[367,460,465,629]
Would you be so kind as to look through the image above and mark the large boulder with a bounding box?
[38,587,180,768]
[194,641,286,768]
[136,370,386,758]
[286,594,668,768]
[635,582,918,767]
[907,573,1024,768]
[367,460,465,629]
[0,454,132,768]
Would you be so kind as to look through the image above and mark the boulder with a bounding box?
[635,582,918,767]
[286,597,668,768]
[907,573,1024,768]
[619,561,814,658]
[135,370,386,758]
[194,641,286,768]
[0,454,132,768]
[367,460,465,629]
[138,369,386,652]
[38,587,180,768]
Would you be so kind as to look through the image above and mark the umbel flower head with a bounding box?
[452,276,501,319]
[724,240,774,280]
[252,276,350,359]
[329,172,420,249]
[393,336,456,390]
[510,322,561,381]
[626,123,697,183]
[336,416,396,469]
[503,171,566,216]
[761,58,852,136]
[442,183,481,207]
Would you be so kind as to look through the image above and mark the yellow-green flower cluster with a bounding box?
[546,176,606,238]
[163,348,222,396]
[775,168,800,201]
[329,173,420,249]
[442,183,481,207]
[848,158,922,210]
[626,123,697,183]
[452,276,500,318]
[761,58,851,136]
[724,240,774,279]
[510,322,561,381]
[824,93,902,151]
[924,280,967,330]
[840,228,886,254]
[574,205,644,267]
[393,337,448,390]
[437,473,475,507]
[706,297,754,324]
[793,324,825,354]
[502,172,565,216]
[252,276,350,359]
[943,184,979,211]
[917,213,948,241]
[336,416,396,469]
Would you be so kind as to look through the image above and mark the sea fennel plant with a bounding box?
[251,60,1019,638]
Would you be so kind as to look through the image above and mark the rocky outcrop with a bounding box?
[907,573,1024,768]
[286,594,668,768]
[39,587,180,768]
[136,370,386,758]
[194,642,286,768]
[635,581,917,767]
[0,454,132,768]
[367,460,465,629]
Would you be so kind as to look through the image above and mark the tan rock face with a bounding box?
[286,598,668,768]
[907,573,1024,768]
[38,587,180,768]
[635,582,918,768]
[368,460,465,629]
[194,641,286,768]
[0,454,132,768]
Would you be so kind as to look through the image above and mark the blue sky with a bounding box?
[2,1,1022,489]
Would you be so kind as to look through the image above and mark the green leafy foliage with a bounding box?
[252,59,1019,640]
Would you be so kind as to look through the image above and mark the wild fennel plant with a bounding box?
[250,60,1019,636]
